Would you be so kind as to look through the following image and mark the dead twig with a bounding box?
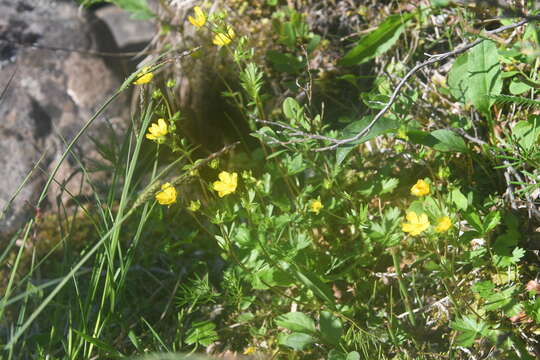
[455,129,540,220]
[259,17,538,151]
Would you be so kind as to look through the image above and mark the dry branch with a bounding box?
[258,17,539,151]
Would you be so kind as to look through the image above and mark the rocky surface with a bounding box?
[0,0,146,235]
[95,5,155,50]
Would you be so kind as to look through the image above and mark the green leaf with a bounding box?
[240,63,264,102]
[112,0,155,19]
[291,266,336,308]
[493,247,525,268]
[336,116,398,165]
[280,22,297,48]
[267,50,304,73]
[509,78,532,95]
[448,53,469,103]
[307,34,321,53]
[251,265,293,289]
[285,153,306,175]
[319,311,343,345]
[283,97,302,120]
[237,312,255,322]
[484,286,516,311]
[407,129,467,152]
[472,280,495,298]
[450,188,468,210]
[346,352,360,360]
[73,330,124,357]
[278,332,316,350]
[490,94,540,108]
[340,13,414,66]
[483,211,501,234]
[463,212,484,234]
[450,316,488,347]
[493,227,519,253]
[512,117,540,151]
[327,350,347,360]
[430,129,468,152]
[467,40,502,116]
[525,298,540,324]
[233,223,252,247]
[431,0,450,6]
[275,312,317,334]
[185,321,218,347]
[380,177,399,195]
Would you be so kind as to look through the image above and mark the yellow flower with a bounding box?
[188,6,206,28]
[146,118,168,143]
[435,216,452,233]
[155,182,177,205]
[243,347,256,355]
[410,179,430,197]
[309,199,323,215]
[133,66,153,85]
[213,26,235,46]
[402,211,430,236]
[213,171,238,197]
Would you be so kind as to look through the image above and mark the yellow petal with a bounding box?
[157,118,168,135]
[406,211,418,223]
[213,26,235,46]
[435,216,452,232]
[213,182,228,192]
[133,67,154,85]
[218,171,230,182]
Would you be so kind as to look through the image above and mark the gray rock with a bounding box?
[0,0,130,235]
[94,5,155,50]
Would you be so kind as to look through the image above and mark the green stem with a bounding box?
[390,247,417,327]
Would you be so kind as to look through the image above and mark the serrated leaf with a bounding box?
[467,40,502,116]
[380,177,399,195]
[185,321,218,347]
[472,280,495,298]
[450,316,486,333]
[483,211,501,233]
[340,13,414,66]
[484,286,516,311]
[275,312,317,334]
[285,154,306,175]
[455,331,477,347]
[493,247,525,268]
[450,316,487,347]
[463,212,484,234]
